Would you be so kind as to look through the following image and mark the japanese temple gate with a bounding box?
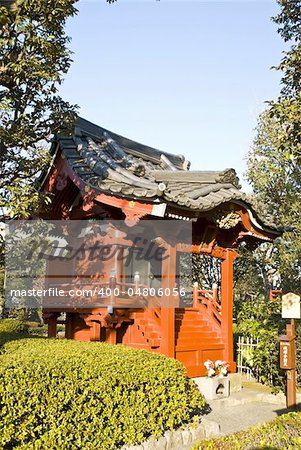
[40,118,281,377]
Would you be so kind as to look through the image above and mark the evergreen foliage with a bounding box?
[0,338,205,449]
[246,0,301,292]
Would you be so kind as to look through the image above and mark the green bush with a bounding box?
[234,296,286,393]
[0,318,27,334]
[0,339,205,449]
[193,412,301,449]
[295,322,301,387]
[26,323,48,336]
[0,318,29,348]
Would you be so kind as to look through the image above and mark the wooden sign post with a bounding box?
[280,292,300,409]
[279,322,296,408]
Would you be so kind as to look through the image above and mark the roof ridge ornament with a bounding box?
[182,159,191,171]
[218,169,241,189]
[160,154,178,171]
[130,161,147,177]
[81,137,159,190]
[103,131,134,166]
[211,209,242,230]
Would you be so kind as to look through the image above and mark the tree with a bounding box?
[0,0,120,222]
[245,0,301,293]
[0,0,115,317]
[0,0,80,222]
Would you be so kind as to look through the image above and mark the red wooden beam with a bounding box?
[176,242,238,260]
[236,208,275,241]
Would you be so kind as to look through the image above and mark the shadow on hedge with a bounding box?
[252,447,277,450]
[0,337,208,449]
[0,331,46,350]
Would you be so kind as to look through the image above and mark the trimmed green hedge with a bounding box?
[0,318,26,334]
[0,318,29,347]
[193,412,301,449]
[0,339,205,449]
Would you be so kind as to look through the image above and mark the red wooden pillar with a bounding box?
[65,313,74,339]
[43,312,59,338]
[160,244,176,358]
[193,282,199,308]
[86,317,101,342]
[220,249,237,365]
[106,328,117,344]
[89,321,101,342]
[79,314,102,342]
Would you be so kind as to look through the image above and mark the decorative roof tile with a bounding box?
[53,117,281,232]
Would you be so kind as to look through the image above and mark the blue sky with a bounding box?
[60,0,284,191]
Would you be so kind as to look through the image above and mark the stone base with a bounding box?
[193,372,242,398]
[193,376,230,400]
[228,373,242,393]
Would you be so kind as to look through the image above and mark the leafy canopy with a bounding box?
[245,0,301,292]
[0,0,80,220]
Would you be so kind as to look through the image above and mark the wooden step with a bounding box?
[176,308,200,312]
[135,320,161,348]
[176,324,210,332]
[176,315,207,321]
[138,324,159,333]
[178,331,219,340]
[149,338,161,348]
[176,342,224,351]
[141,332,161,347]
[176,316,208,323]
[175,311,201,319]
[145,332,160,340]
[136,319,152,326]
[177,335,222,345]
[138,325,160,338]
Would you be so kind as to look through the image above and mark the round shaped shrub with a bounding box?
[0,339,205,449]
[0,318,26,334]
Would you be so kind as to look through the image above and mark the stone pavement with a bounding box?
[207,394,290,436]
[204,385,301,435]
[205,401,286,436]
[124,385,301,450]
[180,386,301,449]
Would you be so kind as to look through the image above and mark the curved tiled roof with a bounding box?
[53,117,281,232]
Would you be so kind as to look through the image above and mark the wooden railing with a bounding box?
[45,273,162,323]
[109,274,162,326]
[192,282,222,331]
